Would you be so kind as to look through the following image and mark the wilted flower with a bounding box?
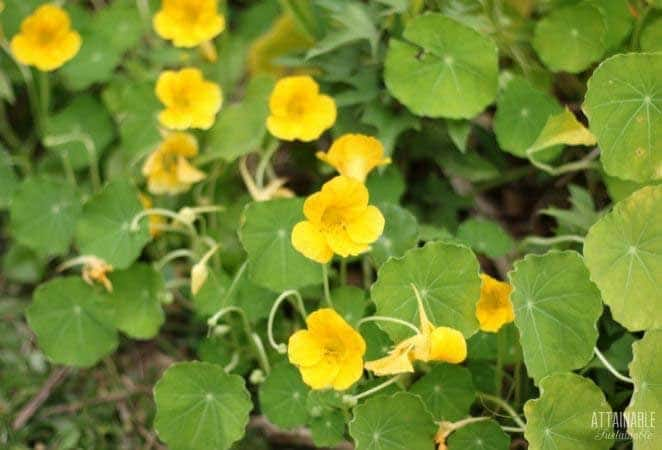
[10,4,81,71]
[266,75,336,142]
[142,132,205,195]
[156,67,222,130]
[288,308,366,390]
[291,176,384,264]
[190,261,209,295]
[81,257,113,292]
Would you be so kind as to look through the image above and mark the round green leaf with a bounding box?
[0,150,18,209]
[625,330,662,450]
[349,392,437,450]
[641,17,662,52]
[447,419,510,450]
[363,321,393,361]
[584,185,661,331]
[365,165,406,205]
[583,53,662,182]
[587,0,632,50]
[371,241,481,342]
[409,364,475,421]
[493,76,563,160]
[456,218,514,258]
[333,286,368,327]
[193,269,232,317]
[105,263,165,339]
[10,176,81,255]
[524,373,614,450]
[371,203,419,267]
[532,3,607,73]
[26,277,118,367]
[239,198,322,292]
[310,409,346,448]
[44,95,114,169]
[76,180,150,269]
[1,244,47,283]
[259,362,310,430]
[384,13,498,119]
[154,361,252,450]
[508,251,603,383]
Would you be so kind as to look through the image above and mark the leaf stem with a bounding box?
[357,316,420,335]
[154,248,196,270]
[130,208,196,235]
[343,375,403,406]
[267,289,306,354]
[593,347,634,384]
[520,235,585,248]
[255,139,279,189]
[477,393,526,429]
[322,263,334,308]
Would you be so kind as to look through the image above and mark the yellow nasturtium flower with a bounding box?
[156,67,222,130]
[142,132,205,195]
[291,176,384,264]
[9,4,81,72]
[153,0,225,48]
[267,75,336,142]
[316,134,391,182]
[288,308,366,390]
[365,285,467,376]
[475,274,515,333]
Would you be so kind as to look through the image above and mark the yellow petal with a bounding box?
[302,191,328,224]
[429,327,467,364]
[475,274,515,333]
[291,221,333,264]
[324,227,369,258]
[176,157,206,184]
[288,330,324,367]
[320,176,369,213]
[365,342,415,376]
[299,356,340,390]
[345,205,385,244]
[332,355,364,390]
[318,134,389,181]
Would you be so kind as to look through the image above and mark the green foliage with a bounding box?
[408,364,476,421]
[447,419,510,450]
[259,362,310,429]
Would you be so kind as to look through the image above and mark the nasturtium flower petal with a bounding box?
[317,134,391,182]
[346,206,385,245]
[475,274,515,333]
[10,4,81,72]
[266,75,336,142]
[288,308,366,390]
[364,341,416,376]
[142,132,206,195]
[429,327,467,364]
[153,0,225,48]
[291,221,334,264]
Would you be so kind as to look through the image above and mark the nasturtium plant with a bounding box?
[3,0,660,449]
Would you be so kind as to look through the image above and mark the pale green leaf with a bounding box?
[259,362,310,429]
[409,364,476,421]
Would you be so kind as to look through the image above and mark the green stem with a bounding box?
[0,101,21,149]
[495,330,504,396]
[322,263,334,308]
[357,316,420,335]
[520,235,585,248]
[267,289,306,354]
[339,259,348,285]
[593,347,634,384]
[362,256,372,290]
[255,139,279,189]
[59,152,76,185]
[477,393,526,429]
[514,359,522,408]
[38,71,50,119]
[527,147,600,176]
[44,132,100,191]
[343,375,403,406]
[155,248,197,270]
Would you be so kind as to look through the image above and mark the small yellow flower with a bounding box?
[267,75,336,142]
[475,274,515,333]
[9,4,81,72]
[156,67,222,130]
[142,132,206,195]
[365,285,467,376]
[316,134,391,182]
[288,308,366,390]
[291,176,384,264]
[81,257,113,292]
[138,193,165,237]
[153,0,225,48]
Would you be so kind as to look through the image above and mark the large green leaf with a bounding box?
[371,203,419,267]
[0,150,18,209]
[456,218,514,258]
[309,409,346,448]
[493,76,562,160]
[524,373,614,450]
[10,176,81,255]
[625,330,662,450]
[76,180,151,269]
[384,13,498,119]
[371,241,481,342]
[532,3,607,73]
[105,263,165,339]
[193,269,233,318]
[447,419,510,450]
[641,17,662,52]
[349,392,437,450]
[154,361,252,450]
[259,362,310,430]
[409,364,475,421]
[584,185,662,331]
[583,53,662,182]
[239,198,321,292]
[508,251,603,383]
[204,75,275,163]
[587,0,632,50]
[26,277,118,367]
[44,95,114,169]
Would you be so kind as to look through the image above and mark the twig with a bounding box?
[12,367,70,430]
[248,415,354,449]
[40,386,151,417]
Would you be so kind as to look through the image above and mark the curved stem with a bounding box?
[198,243,220,266]
[130,208,196,235]
[501,425,525,433]
[322,264,334,308]
[44,132,100,191]
[343,375,403,406]
[165,278,190,290]
[477,393,526,429]
[357,316,420,336]
[267,290,306,354]
[520,235,585,248]
[594,347,634,384]
[223,351,240,373]
[155,249,196,270]
[251,332,271,374]
[255,139,279,189]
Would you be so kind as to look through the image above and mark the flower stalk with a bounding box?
[267,289,306,354]
[342,375,403,407]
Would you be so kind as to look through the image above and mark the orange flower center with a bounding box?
[321,208,345,231]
